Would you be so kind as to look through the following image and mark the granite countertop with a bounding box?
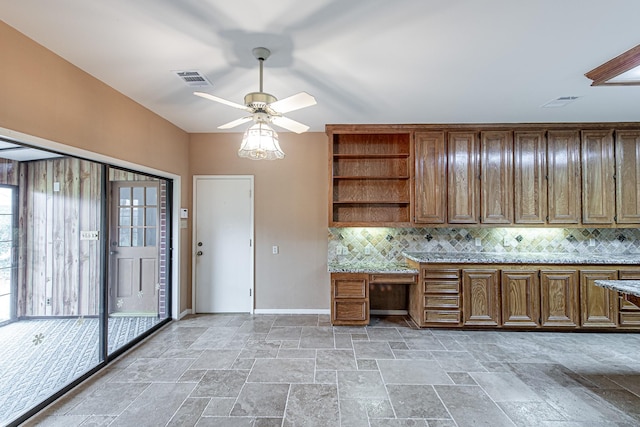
[594,280,640,297]
[403,251,640,265]
[328,262,418,274]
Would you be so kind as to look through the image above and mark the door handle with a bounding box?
[196,251,203,256]
[110,251,117,255]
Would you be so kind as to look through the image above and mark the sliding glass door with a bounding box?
[0,186,16,325]
[0,144,173,426]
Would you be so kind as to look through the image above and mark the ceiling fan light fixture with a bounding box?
[238,121,284,160]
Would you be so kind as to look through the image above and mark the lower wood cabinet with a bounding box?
[331,273,369,326]
[579,269,618,328]
[619,269,640,327]
[540,270,579,328]
[462,269,500,326]
[501,270,540,328]
[411,267,462,327]
[334,264,640,330]
[331,272,417,326]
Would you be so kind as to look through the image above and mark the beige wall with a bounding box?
[0,22,192,312]
[190,132,330,310]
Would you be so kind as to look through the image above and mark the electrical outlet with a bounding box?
[589,238,596,247]
[46,297,51,306]
[503,236,511,247]
[475,238,482,247]
[364,246,371,255]
[272,245,279,254]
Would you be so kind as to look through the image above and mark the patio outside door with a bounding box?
[109,181,160,315]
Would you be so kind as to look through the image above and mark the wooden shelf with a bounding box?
[329,130,412,226]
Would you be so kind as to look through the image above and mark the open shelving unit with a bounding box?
[329,130,412,226]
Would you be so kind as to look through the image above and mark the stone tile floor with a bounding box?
[24,314,640,426]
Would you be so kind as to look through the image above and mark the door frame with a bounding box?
[192,175,254,314]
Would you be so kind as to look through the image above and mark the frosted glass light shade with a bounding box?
[238,122,284,160]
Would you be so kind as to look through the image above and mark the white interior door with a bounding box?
[194,176,253,313]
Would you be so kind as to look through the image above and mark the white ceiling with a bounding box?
[2,0,639,133]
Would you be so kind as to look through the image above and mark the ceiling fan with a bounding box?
[194,47,316,133]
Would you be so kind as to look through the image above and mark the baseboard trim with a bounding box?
[178,309,192,319]
[253,308,330,315]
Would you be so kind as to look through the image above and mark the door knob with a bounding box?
[110,251,118,255]
[196,251,203,256]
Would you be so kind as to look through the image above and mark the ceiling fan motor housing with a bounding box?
[244,92,277,110]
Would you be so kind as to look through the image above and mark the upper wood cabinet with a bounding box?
[514,131,547,224]
[615,130,640,224]
[480,131,513,224]
[581,130,615,224]
[447,132,479,224]
[329,124,640,227]
[415,132,447,224]
[328,130,412,226]
[547,130,581,224]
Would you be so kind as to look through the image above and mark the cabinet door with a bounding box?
[415,131,447,223]
[547,131,581,224]
[501,270,540,327]
[579,270,618,328]
[514,131,547,224]
[540,270,579,328]
[480,131,513,224]
[331,273,369,325]
[581,130,615,224]
[448,132,479,223]
[462,269,500,326]
[615,130,640,224]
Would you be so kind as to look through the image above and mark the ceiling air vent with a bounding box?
[173,70,212,88]
[541,96,581,108]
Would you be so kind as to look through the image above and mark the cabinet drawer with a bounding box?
[620,312,640,326]
[370,273,416,284]
[422,268,460,280]
[424,310,461,324]
[333,278,367,298]
[620,298,640,311]
[334,300,368,322]
[425,295,459,309]
[424,280,460,294]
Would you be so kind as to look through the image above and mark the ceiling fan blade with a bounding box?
[271,116,310,134]
[218,116,253,130]
[194,91,251,111]
[269,92,317,114]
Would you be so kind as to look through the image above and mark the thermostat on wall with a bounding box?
[180,208,188,219]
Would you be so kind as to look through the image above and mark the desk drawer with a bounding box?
[332,277,367,298]
[370,273,416,284]
[422,268,460,280]
[424,280,460,294]
[425,295,459,309]
[424,310,461,324]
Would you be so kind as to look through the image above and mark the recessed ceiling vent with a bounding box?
[542,96,581,108]
[173,70,212,88]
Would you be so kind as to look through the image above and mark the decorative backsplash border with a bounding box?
[328,227,640,264]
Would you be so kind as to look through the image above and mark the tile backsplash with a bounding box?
[328,227,640,264]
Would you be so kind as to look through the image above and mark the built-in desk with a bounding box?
[329,263,418,326]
